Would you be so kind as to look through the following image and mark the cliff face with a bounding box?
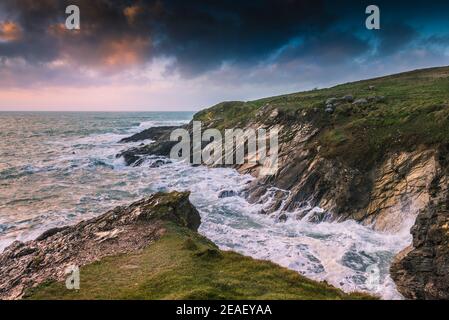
[192,67,449,299]
[390,144,449,299]
[116,66,449,299]
[195,104,441,233]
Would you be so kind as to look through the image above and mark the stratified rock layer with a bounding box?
[391,144,449,299]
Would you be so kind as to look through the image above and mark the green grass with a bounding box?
[24,223,373,300]
[195,66,449,170]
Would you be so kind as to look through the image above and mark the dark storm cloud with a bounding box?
[0,0,448,87]
[0,0,338,75]
[375,23,418,56]
[150,0,336,76]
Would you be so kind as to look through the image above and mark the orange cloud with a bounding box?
[101,37,150,69]
[124,5,144,24]
[0,21,22,42]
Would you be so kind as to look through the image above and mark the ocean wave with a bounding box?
[0,112,408,299]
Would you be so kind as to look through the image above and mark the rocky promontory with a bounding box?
[0,191,200,299]
[0,192,368,300]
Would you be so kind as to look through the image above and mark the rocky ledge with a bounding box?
[119,126,180,143]
[0,191,200,299]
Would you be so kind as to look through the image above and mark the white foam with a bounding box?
[0,116,413,299]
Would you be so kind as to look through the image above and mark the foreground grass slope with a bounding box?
[195,66,449,170]
[25,224,371,300]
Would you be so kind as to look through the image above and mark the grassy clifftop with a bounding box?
[25,223,370,300]
[194,66,449,170]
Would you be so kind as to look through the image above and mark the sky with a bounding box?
[0,0,449,111]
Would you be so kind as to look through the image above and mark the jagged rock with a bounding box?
[117,141,178,166]
[306,210,328,223]
[269,108,280,120]
[119,126,179,143]
[391,145,449,299]
[0,191,200,300]
[218,190,237,198]
[277,213,288,222]
[391,198,449,299]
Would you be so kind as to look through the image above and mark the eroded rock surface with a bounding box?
[391,145,449,299]
[0,191,200,300]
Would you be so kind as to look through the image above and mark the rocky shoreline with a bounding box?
[0,192,369,300]
[2,67,447,300]
[114,67,449,299]
[0,192,200,299]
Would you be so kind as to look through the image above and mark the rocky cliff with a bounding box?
[390,144,449,299]
[118,66,449,299]
[0,192,368,300]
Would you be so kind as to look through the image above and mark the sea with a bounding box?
[0,111,413,299]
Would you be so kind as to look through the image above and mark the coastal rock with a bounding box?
[390,145,449,299]
[269,108,280,120]
[117,141,178,166]
[119,126,179,143]
[222,101,449,299]
[218,190,237,198]
[391,198,449,299]
[0,191,200,299]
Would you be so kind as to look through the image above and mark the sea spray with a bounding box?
[0,112,411,299]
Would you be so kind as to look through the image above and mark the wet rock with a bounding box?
[306,210,328,223]
[119,126,179,143]
[218,190,237,198]
[117,152,140,166]
[0,191,200,299]
[278,213,288,222]
[391,197,449,299]
[149,158,172,168]
[117,141,178,166]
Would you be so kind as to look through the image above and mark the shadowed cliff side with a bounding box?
[390,144,449,299]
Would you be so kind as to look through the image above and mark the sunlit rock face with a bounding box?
[391,144,449,300]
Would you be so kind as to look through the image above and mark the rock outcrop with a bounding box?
[0,191,200,300]
[114,67,449,299]
[390,144,449,299]
[119,126,179,143]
